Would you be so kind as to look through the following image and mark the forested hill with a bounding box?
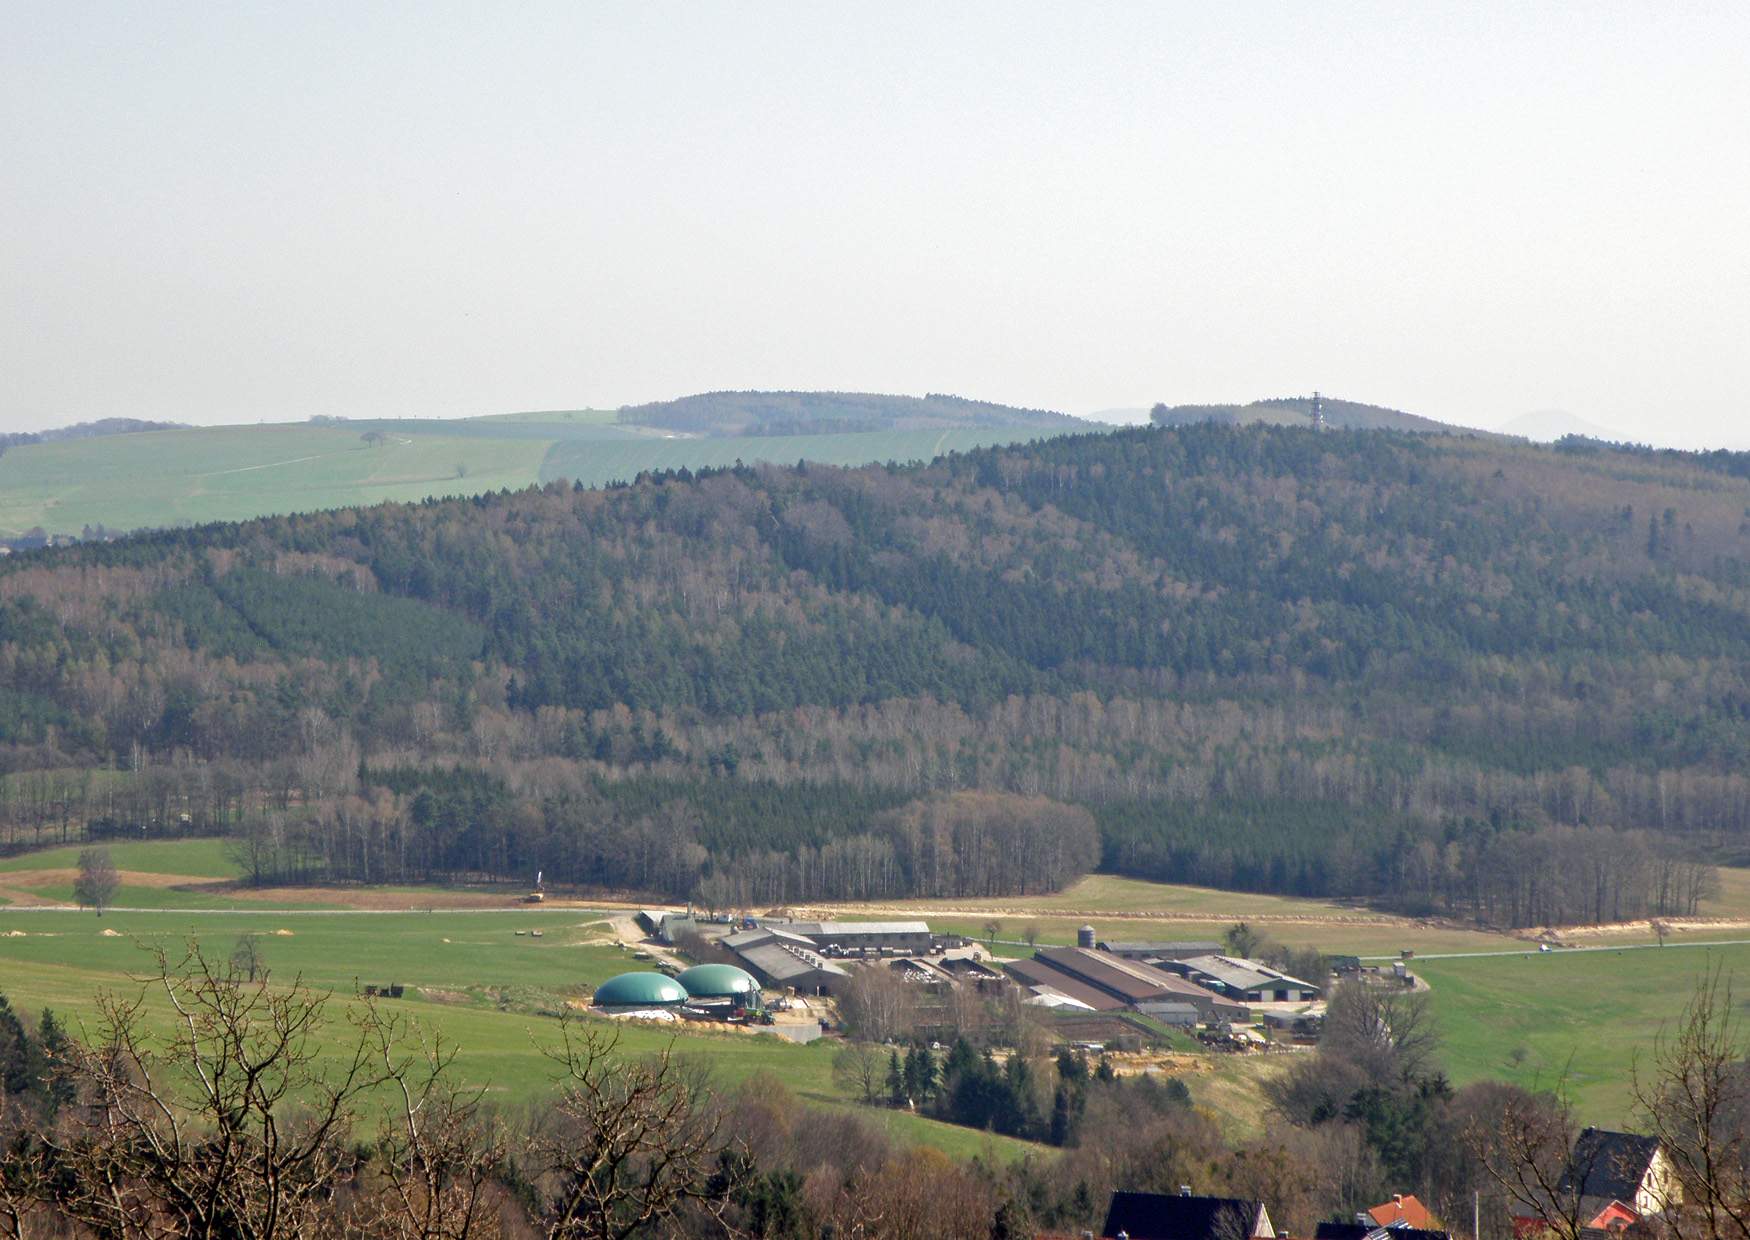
[616,390,1085,437]
[1150,395,1470,434]
[4,424,1749,922]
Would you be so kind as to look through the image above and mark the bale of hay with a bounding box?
[99,928,121,937]
[274,928,294,936]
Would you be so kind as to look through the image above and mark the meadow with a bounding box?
[832,867,1750,959]
[535,424,1074,490]
[0,417,1096,538]
[0,902,1037,1161]
[0,424,550,537]
[0,842,1036,1160]
[1419,941,1750,1124]
[13,841,1750,1139]
[0,838,342,910]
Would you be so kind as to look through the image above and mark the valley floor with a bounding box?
[6,841,1749,1139]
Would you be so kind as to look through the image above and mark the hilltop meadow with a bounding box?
[0,394,1091,539]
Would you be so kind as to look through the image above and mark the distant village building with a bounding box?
[1362,1194,1439,1231]
[1101,1189,1273,1240]
[721,927,851,995]
[1160,954,1322,1003]
[1003,947,1249,1023]
[755,919,933,955]
[1510,1128,1678,1236]
[1098,940,1225,962]
[1315,1225,1449,1240]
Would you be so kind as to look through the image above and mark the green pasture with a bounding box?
[0,904,1034,1160]
[0,837,336,910]
[903,873,1358,918]
[1420,941,1750,1124]
[537,425,1071,490]
[0,908,628,997]
[0,424,549,537]
[0,838,240,878]
[0,417,1101,537]
[470,409,619,425]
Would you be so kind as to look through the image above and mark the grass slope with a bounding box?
[1420,942,1750,1124]
[537,425,1077,488]
[0,838,240,878]
[1,416,1094,538]
[0,425,550,537]
[0,904,1035,1160]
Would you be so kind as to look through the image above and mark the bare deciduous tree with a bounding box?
[530,1020,742,1240]
[837,967,917,1044]
[833,1042,885,1106]
[230,934,266,984]
[350,1020,507,1240]
[73,846,119,917]
[1630,968,1744,1240]
[1465,1082,1583,1240]
[43,941,400,1239]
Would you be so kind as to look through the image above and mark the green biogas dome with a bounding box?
[592,972,688,1008]
[676,963,760,1001]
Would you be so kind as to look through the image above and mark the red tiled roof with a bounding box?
[1369,1195,1437,1230]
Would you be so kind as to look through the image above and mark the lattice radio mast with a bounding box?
[1310,390,1326,431]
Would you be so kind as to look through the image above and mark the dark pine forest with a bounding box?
[3,424,1748,925]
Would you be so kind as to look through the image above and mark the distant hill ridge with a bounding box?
[0,416,187,455]
[616,390,1086,437]
[1150,395,1472,435]
[2,391,1486,541]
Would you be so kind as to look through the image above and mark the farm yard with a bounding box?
[0,842,1038,1160]
[9,839,1750,1146]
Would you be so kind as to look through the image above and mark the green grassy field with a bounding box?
[0,903,1035,1160]
[1420,941,1750,1124]
[897,873,1357,918]
[0,417,1101,538]
[536,425,1073,489]
[0,838,346,910]
[0,838,239,877]
[12,840,1750,1138]
[0,424,550,537]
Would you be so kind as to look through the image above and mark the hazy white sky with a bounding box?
[4,3,1748,446]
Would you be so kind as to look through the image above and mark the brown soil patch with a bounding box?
[4,868,212,891]
[0,867,220,907]
[1532,916,1750,941]
[418,988,472,1006]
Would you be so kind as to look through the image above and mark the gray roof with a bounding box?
[735,944,850,979]
[770,920,930,938]
[1100,940,1224,959]
[1560,1128,1661,1202]
[728,935,850,985]
[724,926,816,950]
[1179,954,1318,993]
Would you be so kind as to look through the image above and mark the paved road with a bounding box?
[1362,937,1750,962]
